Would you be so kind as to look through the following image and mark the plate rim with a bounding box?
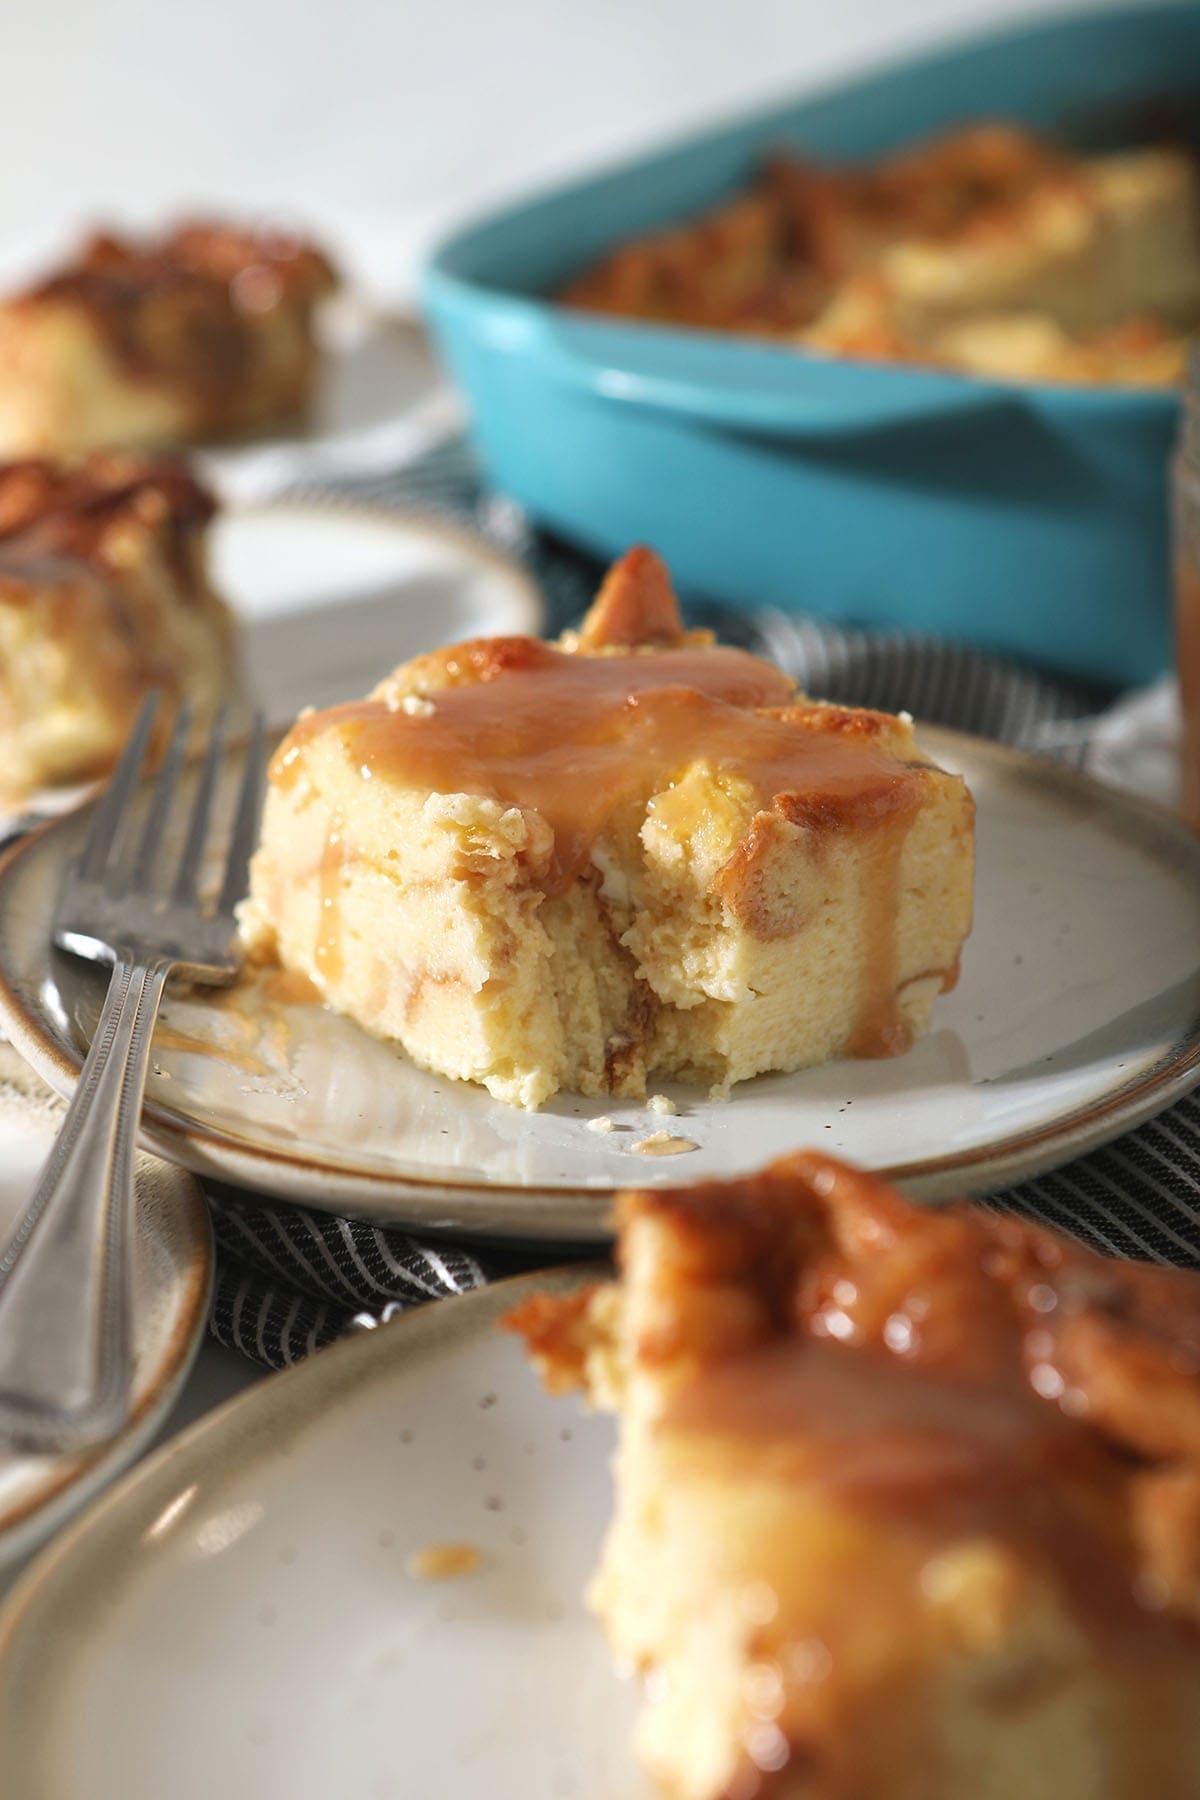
[0,726,1198,1238]
[0,1074,213,1569]
[0,1265,594,1793]
[214,488,545,641]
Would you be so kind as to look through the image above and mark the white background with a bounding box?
[6,0,1092,301]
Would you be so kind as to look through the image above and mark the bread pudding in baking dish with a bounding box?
[0,452,235,802]
[239,548,973,1107]
[563,123,1200,386]
[0,219,337,455]
[509,1152,1200,1799]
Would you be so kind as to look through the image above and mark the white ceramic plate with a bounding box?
[221,497,543,720]
[0,1046,211,1571]
[0,498,543,840]
[0,1270,639,1800]
[198,300,460,506]
[0,730,1198,1238]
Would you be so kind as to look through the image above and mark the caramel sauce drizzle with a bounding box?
[273,636,944,1060]
[653,1153,1191,1625]
[668,1332,1198,1794]
[275,638,925,884]
[150,1023,269,1078]
[670,1338,1123,1578]
[848,810,925,1058]
[625,1154,1200,1790]
[509,1151,1200,1794]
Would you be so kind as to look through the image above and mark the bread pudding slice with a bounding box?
[564,124,1200,386]
[239,548,973,1108]
[508,1154,1200,1799]
[0,452,236,801]
[0,220,337,455]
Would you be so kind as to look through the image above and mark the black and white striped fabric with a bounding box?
[207,1183,496,1364]
[208,439,1200,1368]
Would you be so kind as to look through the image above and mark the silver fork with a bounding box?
[0,695,266,1452]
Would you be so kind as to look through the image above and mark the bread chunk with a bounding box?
[508,1152,1200,1799]
[0,451,236,801]
[0,220,336,454]
[240,549,973,1107]
[564,125,1200,386]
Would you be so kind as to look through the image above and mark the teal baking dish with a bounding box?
[424,3,1200,686]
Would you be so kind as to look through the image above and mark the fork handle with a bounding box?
[0,955,171,1451]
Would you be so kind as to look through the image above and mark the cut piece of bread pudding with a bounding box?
[238,549,973,1107]
[0,451,236,802]
[0,219,337,456]
[508,1153,1200,1800]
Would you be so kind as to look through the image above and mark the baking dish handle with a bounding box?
[514,310,1026,442]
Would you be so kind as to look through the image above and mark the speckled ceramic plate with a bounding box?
[0,1269,641,1800]
[219,495,543,721]
[0,1047,211,1571]
[0,729,1198,1240]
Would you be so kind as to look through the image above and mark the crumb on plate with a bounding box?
[405,1542,485,1581]
[630,1131,699,1157]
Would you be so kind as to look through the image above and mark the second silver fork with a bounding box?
[0,697,266,1453]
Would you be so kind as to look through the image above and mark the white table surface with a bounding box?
[0,0,1080,308]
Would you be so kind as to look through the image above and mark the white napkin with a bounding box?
[1029,677,1182,810]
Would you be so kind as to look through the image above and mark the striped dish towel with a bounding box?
[208,440,1199,1368]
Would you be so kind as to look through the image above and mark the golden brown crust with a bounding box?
[562,124,1200,386]
[510,1155,1200,1798]
[0,450,235,799]
[766,124,1082,271]
[515,1152,1200,1626]
[24,220,334,307]
[0,451,215,572]
[576,545,688,651]
[0,219,338,450]
[502,1286,602,1392]
[564,125,1084,332]
[627,1151,1200,1413]
[18,220,336,401]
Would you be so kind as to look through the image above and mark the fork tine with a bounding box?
[77,693,161,882]
[127,699,192,892]
[217,713,267,919]
[172,705,229,905]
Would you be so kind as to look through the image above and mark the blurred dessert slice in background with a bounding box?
[0,452,236,802]
[564,123,1200,386]
[0,220,337,455]
[510,1151,1200,1800]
